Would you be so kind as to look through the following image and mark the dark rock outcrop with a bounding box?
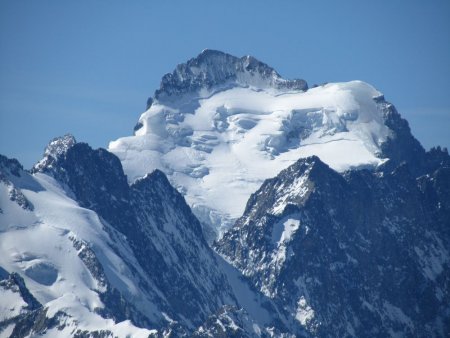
[216,154,450,337]
[154,49,307,104]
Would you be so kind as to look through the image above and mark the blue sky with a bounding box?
[1,1,449,168]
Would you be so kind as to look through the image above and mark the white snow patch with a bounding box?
[272,218,301,246]
[295,296,315,326]
[270,216,302,268]
[279,219,300,244]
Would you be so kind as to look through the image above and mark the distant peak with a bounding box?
[44,134,77,159]
[199,48,228,57]
[293,155,325,170]
[154,50,308,103]
[132,169,170,189]
[282,155,331,179]
[0,154,23,177]
[32,134,76,173]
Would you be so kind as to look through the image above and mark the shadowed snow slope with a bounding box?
[0,140,297,337]
[109,50,403,239]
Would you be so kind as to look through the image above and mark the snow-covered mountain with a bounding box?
[216,149,450,336]
[0,137,297,337]
[0,151,157,337]
[1,50,449,337]
[110,49,413,239]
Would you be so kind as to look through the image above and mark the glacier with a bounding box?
[109,50,393,239]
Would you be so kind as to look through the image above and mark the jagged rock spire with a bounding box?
[154,49,308,103]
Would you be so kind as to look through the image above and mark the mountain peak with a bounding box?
[154,50,308,103]
[198,48,230,59]
[44,134,76,158]
[32,134,76,173]
[110,52,425,240]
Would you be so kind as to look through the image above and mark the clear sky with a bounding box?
[1,0,449,168]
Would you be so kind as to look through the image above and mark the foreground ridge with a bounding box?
[216,153,450,336]
[0,137,300,337]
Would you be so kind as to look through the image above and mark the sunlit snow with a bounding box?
[0,173,158,336]
[110,80,390,237]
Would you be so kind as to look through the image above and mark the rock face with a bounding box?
[30,139,242,326]
[0,155,35,212]
[190,305,294,338]
[0,138,292,337]
[32,134,77,173]
[155,49,308,104]
[216,151,450,337]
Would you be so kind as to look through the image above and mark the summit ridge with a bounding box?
[154,49,308,104]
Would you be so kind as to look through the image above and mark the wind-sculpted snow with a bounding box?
[109,50,400,239]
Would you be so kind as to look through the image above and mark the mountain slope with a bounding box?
[1,136,296,337]
[109,49,425,239]
[0,153,157,337]
[215,151,450,336]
